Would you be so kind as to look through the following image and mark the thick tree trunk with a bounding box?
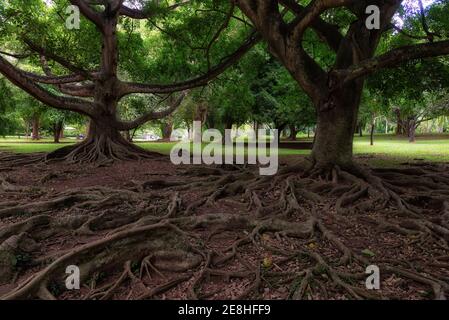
[311,83,363,169]
[46,117,155,163]
[31,115,40,140]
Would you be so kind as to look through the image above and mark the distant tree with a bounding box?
[368,56,449,142]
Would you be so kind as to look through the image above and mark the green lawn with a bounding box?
[353,134,449,165]
[1,134,448,165]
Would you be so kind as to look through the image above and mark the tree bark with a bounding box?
[311,82,363,169]
[275,123,287,141]
[53,121,63,143]
[46,114,153,163]
[31,115,40,140]
[161,121,173,140]
[289,125,297,141]
[409,119,416,143]
[25,120,30,139]
[394,108,407,136]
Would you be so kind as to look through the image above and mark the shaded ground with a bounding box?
[0,153,448,300]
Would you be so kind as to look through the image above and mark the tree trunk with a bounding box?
[370,122,375,146]
[409,119,416,143]
[53,121,63,143]
[161,121,173,140]
[31,115,40,140]
[254,120,259,139]
[25,120,30,139]
[311,82,363,169]
[289,125,297,141]
[403,120,411,137]
[186,123,192,140]
[276,123,287,141]
[46,116,153,163]
[394,108,404,136]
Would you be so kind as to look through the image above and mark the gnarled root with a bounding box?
[0,159,448,300]
[46,135,162,166]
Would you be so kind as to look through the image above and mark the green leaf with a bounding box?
[361,249,376,257]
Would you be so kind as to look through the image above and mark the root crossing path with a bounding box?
[0,154,448,300]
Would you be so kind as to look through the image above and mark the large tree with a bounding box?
[0,0,258,163]
[234,0,449,172]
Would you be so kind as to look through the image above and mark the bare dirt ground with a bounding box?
[0,153,448,300]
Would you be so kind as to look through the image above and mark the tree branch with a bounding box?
[279,0,343,52]
[23,39,95,79]
[0,50,31,60]
[22,72,87,85]
[38,55,95,97]
[117,91,187,131]
[289,0,354,45]
[119,32,260,96]
[0,55,95,116]
[69,0,104,29]
[333,40,449,84]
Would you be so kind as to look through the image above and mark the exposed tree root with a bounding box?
[0,157,448,300]
[0,136,164,171]
[45,136,163,166]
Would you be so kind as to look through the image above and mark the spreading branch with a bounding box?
[0,55,95,116]
[119,32,260,96]
[69,0,104,29]
[24,39,95,79]
[117,91,188,131]
[333,40,449,84]
[279,0,343,52]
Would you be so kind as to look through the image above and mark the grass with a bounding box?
[0,137,75,153]
[353,134,449,166]
[1,134,448,165]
